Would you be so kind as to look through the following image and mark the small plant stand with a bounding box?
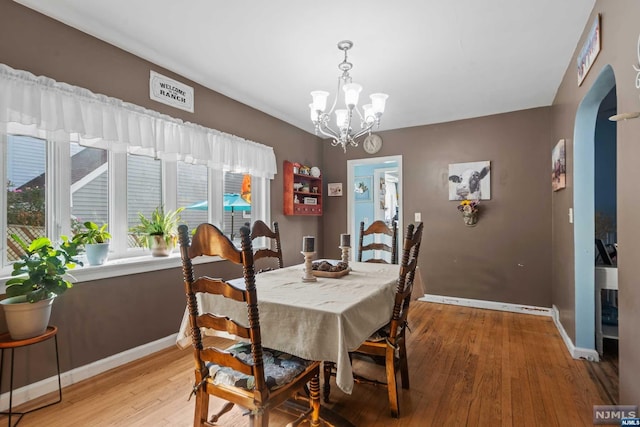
[0,326,62,426]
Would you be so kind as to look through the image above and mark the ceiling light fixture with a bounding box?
[309,40,388,152]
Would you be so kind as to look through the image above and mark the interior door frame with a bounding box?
[347,155,403,261]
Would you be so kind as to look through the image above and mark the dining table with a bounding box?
[176,260,425,394]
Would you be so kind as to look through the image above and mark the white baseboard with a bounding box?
[420,294,553,317]
[551,305,599,362]
[0,333,178,411]
[419,295,600,361]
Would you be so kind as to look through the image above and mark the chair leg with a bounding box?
[309,374,321,427]
[322,362,334,403]
[193,388,209,427]
[385,347,400,418]
[249,409,269,427]
[398,339,410,390]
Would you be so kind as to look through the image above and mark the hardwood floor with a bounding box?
[587,338,619,404]
[9,302,614,426]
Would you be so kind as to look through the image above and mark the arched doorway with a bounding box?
[573,64,616,351]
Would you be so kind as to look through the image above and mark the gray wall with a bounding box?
[551,0,640,405]
[322,108,553,307]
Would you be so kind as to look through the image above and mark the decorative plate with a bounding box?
[310,166,321,177]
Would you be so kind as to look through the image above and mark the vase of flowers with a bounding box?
[457,199,480,226]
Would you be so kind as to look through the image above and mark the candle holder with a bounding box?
[339,245,351,265]
[301,251,317,282]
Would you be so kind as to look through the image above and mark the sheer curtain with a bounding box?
[0,63,276,179]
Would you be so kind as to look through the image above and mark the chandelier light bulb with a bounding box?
[310,90,329,112]
[335,109,349,129]
[309,104,319,122]
[343,83,362,109]
[370,93,388,115]
[362,104,375,124]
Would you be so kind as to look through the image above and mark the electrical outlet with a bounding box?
[415,212,422,222]
[569,208,573,224]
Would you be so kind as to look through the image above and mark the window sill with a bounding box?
[1,252,222,292]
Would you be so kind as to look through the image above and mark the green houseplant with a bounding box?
[130,206,184,257]
[1,234,81,339]
[72,221,111,266]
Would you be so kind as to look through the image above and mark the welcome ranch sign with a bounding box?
[149,70,194,113]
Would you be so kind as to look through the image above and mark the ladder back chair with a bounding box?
[250,220,284,273]
[179,223,322,427]
[358,220,398,264]
[325,222,424,418]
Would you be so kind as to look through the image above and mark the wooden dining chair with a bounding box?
[325,222,424,418]
[358,220,398,264]
[178,223,322,427]
[250,220,284,273]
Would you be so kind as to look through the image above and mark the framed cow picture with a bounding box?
[448,161,491,200]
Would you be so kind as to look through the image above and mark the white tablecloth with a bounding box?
[176,261,403,394]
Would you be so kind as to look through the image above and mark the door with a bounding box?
[347,155,402,262]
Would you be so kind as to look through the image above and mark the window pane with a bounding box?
[178,162,208,231]
[127,155,162,248]
[70,143,109,233]
[6,135,46,262]
[223,172,251,240]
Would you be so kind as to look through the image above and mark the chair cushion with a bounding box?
[207,343,313,391]
[367,321,406,342]
[368,323,391,342]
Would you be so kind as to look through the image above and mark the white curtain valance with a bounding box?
[0,63,277,179]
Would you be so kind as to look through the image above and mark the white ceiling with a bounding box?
[15,0,595,134]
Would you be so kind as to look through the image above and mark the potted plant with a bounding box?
[72,221,111,266]
[130,206,184,257]
[0,234,80,339]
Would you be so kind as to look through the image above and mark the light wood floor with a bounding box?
[8,302,614,426]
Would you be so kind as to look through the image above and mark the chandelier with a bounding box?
[309,40,388,152]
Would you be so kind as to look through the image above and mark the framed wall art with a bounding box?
[354,176,372,202]
[448,161,491,200]
[552,139,566,191]
[327,182,343,196]
[577,14,601,86]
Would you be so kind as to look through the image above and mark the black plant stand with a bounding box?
[0,326,62,426]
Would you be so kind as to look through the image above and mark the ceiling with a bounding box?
[15,0,595,134]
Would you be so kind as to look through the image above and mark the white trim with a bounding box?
[347,155,403,262]
[1,253,222,289]
[421,294,552,317]
[422,295,600,361]
[551,305,599,362]
[0,333,178,411]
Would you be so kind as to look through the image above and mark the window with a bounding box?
[4,135,46,264]
[178,162,208,231]
[2,64,276,278]
[1,133,271,278]
[70,143,109,233]
[127,155,162,248]
[223,172,251,241]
